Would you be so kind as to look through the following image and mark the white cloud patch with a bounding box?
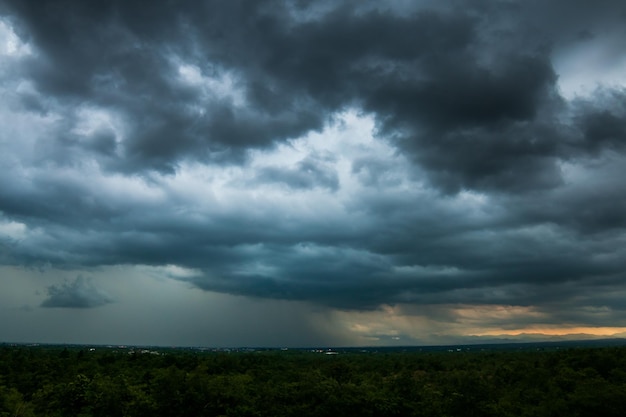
[0,19,31,57]
[176,61,246,107]
[554,29,626,99]
[0,218,27,241]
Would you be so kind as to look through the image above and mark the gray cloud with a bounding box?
[1,0,626,344]
[41,276,113,309]
[255,155,339,190]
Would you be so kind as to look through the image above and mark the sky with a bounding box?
[0,0,626,347]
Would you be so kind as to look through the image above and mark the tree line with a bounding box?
[1,344,626,416]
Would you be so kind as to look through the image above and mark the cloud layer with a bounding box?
[1,0,626,344]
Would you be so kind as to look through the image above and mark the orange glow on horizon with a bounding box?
[471,327,626,337]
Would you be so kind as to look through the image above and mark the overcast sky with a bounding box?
[1,0,626,347]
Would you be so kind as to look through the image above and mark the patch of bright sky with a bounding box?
[452,304,547,323]
[0,19,32,57]
[15,80,38,99]
[71,106,123,140]
[0,218,27,241]
[1,98,489,236]
[331,302,626,345]
[176,61,246,108]
[253,110,387,164]
[472,327,626,337]
[158,109,410,225]
[0,214,49,257]
[330,304,456,345]
[553,30,626,99]
[114,107,499,246]
[249,108,410,191]
[142,264,204,280]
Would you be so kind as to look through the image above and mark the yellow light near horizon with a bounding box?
[471,327,626,337]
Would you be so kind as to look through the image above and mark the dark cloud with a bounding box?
[3,0,624,183]
[574,92,626,155]
[1,0,626,341]
[41,276,113,309]
[2,0,330,173]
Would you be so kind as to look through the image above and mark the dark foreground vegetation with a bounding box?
[1,344,626,417]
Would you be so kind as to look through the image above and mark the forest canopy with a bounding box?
[1,344,626,417]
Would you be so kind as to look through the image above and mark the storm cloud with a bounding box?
[41,276,113,309]
[1,0,626,345]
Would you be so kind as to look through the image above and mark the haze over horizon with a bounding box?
[1,0,626,347]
